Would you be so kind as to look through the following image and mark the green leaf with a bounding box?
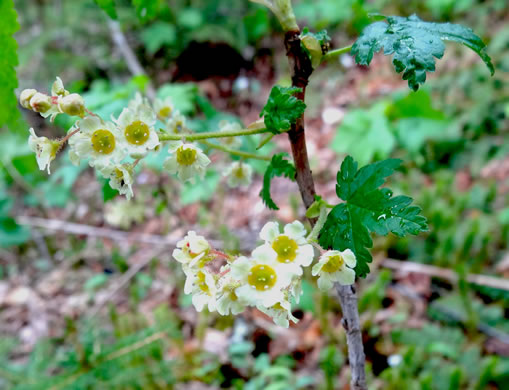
[300,28,331,68]
[331,101,395,166]
[351,14,494,91]
[180,170,220,205]
[260,153,296,210]
[132,0,158,22]
[94,0,117,19]
[260,86,306,134]
[318,156,427,277]
[0,0,20,130]
[141,22,176,54]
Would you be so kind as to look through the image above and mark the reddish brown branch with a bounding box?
[283,29,367,390]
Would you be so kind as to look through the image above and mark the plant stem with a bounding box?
[158,126,270,142]
[283,22,367,390]
[201,140,271,161]
[322,45,353,63]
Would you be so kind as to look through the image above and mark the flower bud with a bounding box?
[30,92,52,113]
[51,76,69,97]
[20,89,37,109]
[58,93,85,117]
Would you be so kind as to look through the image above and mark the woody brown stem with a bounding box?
[283,29,367,390]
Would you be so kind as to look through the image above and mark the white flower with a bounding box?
[224,161,253,188]
[257,298,298,328]
[115,106,159,158]
[218,120,242,148]
[216,273,248,315]
[184,268,217,312]
[163,142,210,182]
[69,116,125,167]
[172,231,211,268]
[28,128,61,174]
[154,97,175,120]
[231,246,291,307]
[128,92,150,114]
[290,276,302,304]
[258,221,314,278]
[98,163,135,200]
[51,76,69,97]
[312,249,357,291]
[165,111,186,134]
[104,199,145,229]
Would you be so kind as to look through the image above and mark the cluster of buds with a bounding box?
[19,77,254,199]
[20,77,85,121]
[174,221,356,327]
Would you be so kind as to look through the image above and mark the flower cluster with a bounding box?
[20,77,255,199]
[174,221,357,327]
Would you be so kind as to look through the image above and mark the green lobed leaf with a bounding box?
[351,14,494,91]
[0,0,20,130]
[260,86,306,135]
[94,0,117,19]
[260,153,296,210]
[318,156,428,277]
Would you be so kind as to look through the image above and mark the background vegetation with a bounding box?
[1,0,508,388]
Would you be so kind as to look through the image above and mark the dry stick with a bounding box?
[107,19,156,100]
[283,30,367,390]
[381,258,509,292]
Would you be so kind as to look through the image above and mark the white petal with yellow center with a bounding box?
[70,116,125,167]
[28,128,60,174]
[163,142,210,182]
[312,249,357,291]
[115,106,159,157]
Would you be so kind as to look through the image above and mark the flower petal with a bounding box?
[259,221,280,242]
[284,220,307,239]
[341,249,357,268]
[336,267,356,286]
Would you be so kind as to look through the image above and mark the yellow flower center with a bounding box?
[273,302,285,311]
[322,254,344,273]
[248,264,277,291]
[196,271,210,294]
[174,120,183,133]
[229,290,238,301]
[176,146,197,166]
[91,129,116,154]
[233,166,245,179]
[125,120,150,145]
[272,235,298,263]
[158,106,172,118]
[114,168,126,186]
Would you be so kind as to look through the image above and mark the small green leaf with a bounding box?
[141,22,176,54]
[132,0,158,22]
[260,153,296,210]
[94,0,117,19]
[319,156,427,277]
[300,27,331,68]
[351,14,494,91]
[260,86,306,134]
[0,0,20,130]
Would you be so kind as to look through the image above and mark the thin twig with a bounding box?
[88,247,166,317]
[201,139,271,161]
[107,19,156,100]
[380,258,509,292]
